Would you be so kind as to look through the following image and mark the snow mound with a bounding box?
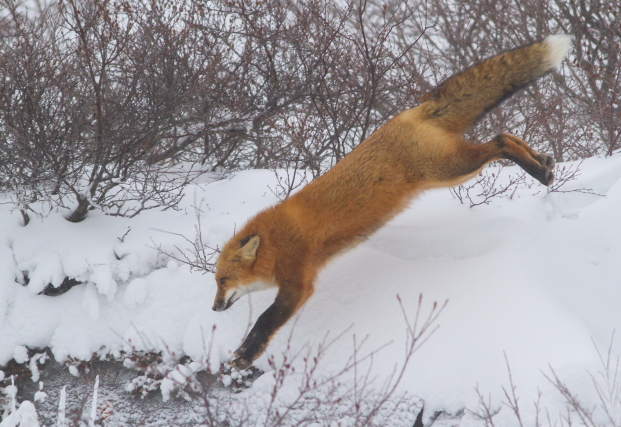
[1,157,621,418]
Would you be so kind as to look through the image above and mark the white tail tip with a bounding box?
[544,34,571,68]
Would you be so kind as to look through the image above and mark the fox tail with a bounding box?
[420,35,571,133]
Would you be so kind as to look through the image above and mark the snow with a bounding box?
[89,376,99,427]
[11,349,28,365]
[0,376,39,427]
[28,354,47,383]
[0,400,39,427]
[56,386,66,426]
[1,154,621,424]
[32,383,46,403]
[122,278,149,309]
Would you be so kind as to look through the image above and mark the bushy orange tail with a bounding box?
[420,35,571,134]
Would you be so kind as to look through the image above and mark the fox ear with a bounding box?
[237,234,260,266]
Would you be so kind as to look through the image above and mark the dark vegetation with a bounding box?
[0,0,619,222]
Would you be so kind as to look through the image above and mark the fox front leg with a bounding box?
[231,287,308,370]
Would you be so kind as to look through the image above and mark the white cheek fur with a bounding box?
[246,280,274,293]
[224,288,241,306]
[224,280,275,305]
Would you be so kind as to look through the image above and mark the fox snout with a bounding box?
[212,296,234,311]
[212,299,225,312]
[212,295,229,312]
[212,288,241,311]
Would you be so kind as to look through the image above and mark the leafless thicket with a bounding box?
[469,336,621,427]
[0,0,428,221]
[1,0,619,221]
[0,0,208,222]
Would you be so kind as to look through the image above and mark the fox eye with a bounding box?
[219,277,227,286]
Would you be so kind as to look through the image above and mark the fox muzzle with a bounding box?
[212,288,242,311]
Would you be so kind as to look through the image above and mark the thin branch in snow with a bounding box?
[89,375,99,427]
[56,386,66,427]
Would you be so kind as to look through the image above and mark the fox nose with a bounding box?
[212,299,225,311]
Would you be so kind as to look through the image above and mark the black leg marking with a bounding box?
[496,134,556,186]
[231,291,298,369]
[504,152,555,186]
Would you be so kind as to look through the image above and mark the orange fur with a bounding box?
[212,36,570,369]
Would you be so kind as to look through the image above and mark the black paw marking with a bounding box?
[543,169,555,186]
[230,356,252,370]
[536,154,555,186]
[543,155,555,169]
[230,345,254,370]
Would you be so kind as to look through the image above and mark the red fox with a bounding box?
[213,35,571,369]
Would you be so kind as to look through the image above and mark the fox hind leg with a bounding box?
[492,133,555,185]
[433,132,555,188]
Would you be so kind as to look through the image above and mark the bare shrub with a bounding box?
[547,161,605,197]
[181,294,445,427]
[541,335,621,427]
[0,0,206,222]
[450,160,604,208]
[148,196,220,275]
[450,166,528,208]
[2,0,619,222]
[268,166,311,201]
[468,335,621,427]
[470,384,501,427]
[0,0,429,223]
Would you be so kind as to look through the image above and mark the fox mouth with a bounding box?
[213,289,242,311]
[223,296,236,310]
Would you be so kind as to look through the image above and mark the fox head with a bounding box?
[212,234,265,311]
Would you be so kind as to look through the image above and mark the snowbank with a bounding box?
[1,155,621,422]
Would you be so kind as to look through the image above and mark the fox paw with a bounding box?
[541,154,555,170]
[230,346,254,370]
[230,356,252,370]
[535,154,555,185]
[498,134,556,186]
[542,169,555,186]
[519,150,556,186]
